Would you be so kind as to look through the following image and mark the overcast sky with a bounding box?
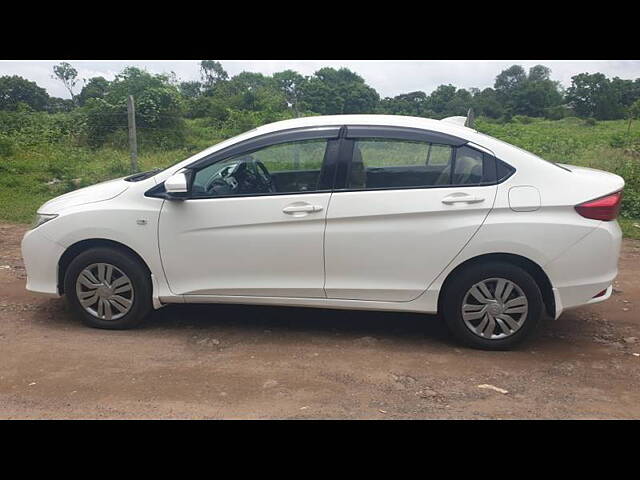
[2,60,640,99]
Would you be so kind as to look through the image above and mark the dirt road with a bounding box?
[1,222,639,419]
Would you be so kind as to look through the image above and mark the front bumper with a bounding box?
[21,227,65,297]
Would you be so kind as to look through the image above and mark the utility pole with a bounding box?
[127,95,138,173]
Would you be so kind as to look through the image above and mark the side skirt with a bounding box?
[158,291,440,315]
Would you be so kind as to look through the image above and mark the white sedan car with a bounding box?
[21,115,624,349]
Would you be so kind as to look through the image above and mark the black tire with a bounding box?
[441,261,544,350]
[64,247,152,329]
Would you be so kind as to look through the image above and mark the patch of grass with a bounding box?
[619,218,640,241]
[0,144,204,223]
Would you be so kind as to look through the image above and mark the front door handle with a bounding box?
[441,194,485,205]
[282,204,323,214]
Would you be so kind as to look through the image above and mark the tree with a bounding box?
[200,60,228,90]
[379,91,429,116]
[46,97,75,113]
[627,98,640,136]
[0,75,50,111]
[78,76,110,106]
[83,67,185,148]
[611,77,640,110]
[566,73,622,120]
[528,65,552,82]
[471,88,504,118]
[178,80,203,99]
[221,72,287,112]
[273,70,306,116]
[494,65,527,96]
[518,66,563,117]
[53,62,79,104]
[424,85,473,118]
[493,64,562,117]
[300,67,379,114]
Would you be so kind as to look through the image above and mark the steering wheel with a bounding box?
[254,160,276,193]
[204,158,275,195]
[204,162,241,195]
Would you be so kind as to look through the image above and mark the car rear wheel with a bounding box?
[64,247,152,329]
[441,262,544,350]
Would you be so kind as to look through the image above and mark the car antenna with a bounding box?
[464,108,476,128]
[464,108,475,129]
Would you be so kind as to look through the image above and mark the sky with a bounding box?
[2,60,640,100]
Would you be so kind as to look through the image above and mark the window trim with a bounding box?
[345,125,467,146]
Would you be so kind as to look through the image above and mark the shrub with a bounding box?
[513,115,535,124]
[544,105,571,120]
[609,134,627,148]
[0,135,14,156]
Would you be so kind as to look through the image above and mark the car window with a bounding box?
[453,146,484,185]
[192,139,328,197]
[348,138,454,190]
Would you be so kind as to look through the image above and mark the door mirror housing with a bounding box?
[164,172,189,199]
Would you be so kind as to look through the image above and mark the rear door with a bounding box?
[324,126,498,302]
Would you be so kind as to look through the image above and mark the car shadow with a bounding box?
[143,302,453,346]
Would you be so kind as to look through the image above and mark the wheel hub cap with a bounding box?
[461,277,528,340]
[75,263,134,321]
[487,302,504,316]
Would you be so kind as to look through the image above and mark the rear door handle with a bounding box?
[282,204,323,214]
[441,195,485,205]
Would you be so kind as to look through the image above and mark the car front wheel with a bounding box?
[441,262,545,350]
[64,247,152,329]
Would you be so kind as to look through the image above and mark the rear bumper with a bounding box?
[21,227,65,297]
[552,284,612,318]
[546,221,621,319]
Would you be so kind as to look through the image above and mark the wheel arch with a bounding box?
[437,252,555,318]
[57,238,151,295]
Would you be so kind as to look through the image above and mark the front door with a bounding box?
[159,134,338,298]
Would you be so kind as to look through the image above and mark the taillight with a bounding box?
[575,190,623,221]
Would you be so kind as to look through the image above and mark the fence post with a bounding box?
[127,95,138,173]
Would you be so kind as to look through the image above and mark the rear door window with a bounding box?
[347,138,454,189]
[452,146,484,185]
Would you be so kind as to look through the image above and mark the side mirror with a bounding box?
[164,172,189,199]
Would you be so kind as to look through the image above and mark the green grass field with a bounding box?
[1,116,639,239]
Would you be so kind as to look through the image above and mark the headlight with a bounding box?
[32,213,58,229]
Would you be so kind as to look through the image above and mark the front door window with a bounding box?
[192,139,329,197]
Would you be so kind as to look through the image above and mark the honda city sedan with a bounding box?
[21,114,624,349]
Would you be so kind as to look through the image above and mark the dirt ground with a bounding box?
[1,222,639,419]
